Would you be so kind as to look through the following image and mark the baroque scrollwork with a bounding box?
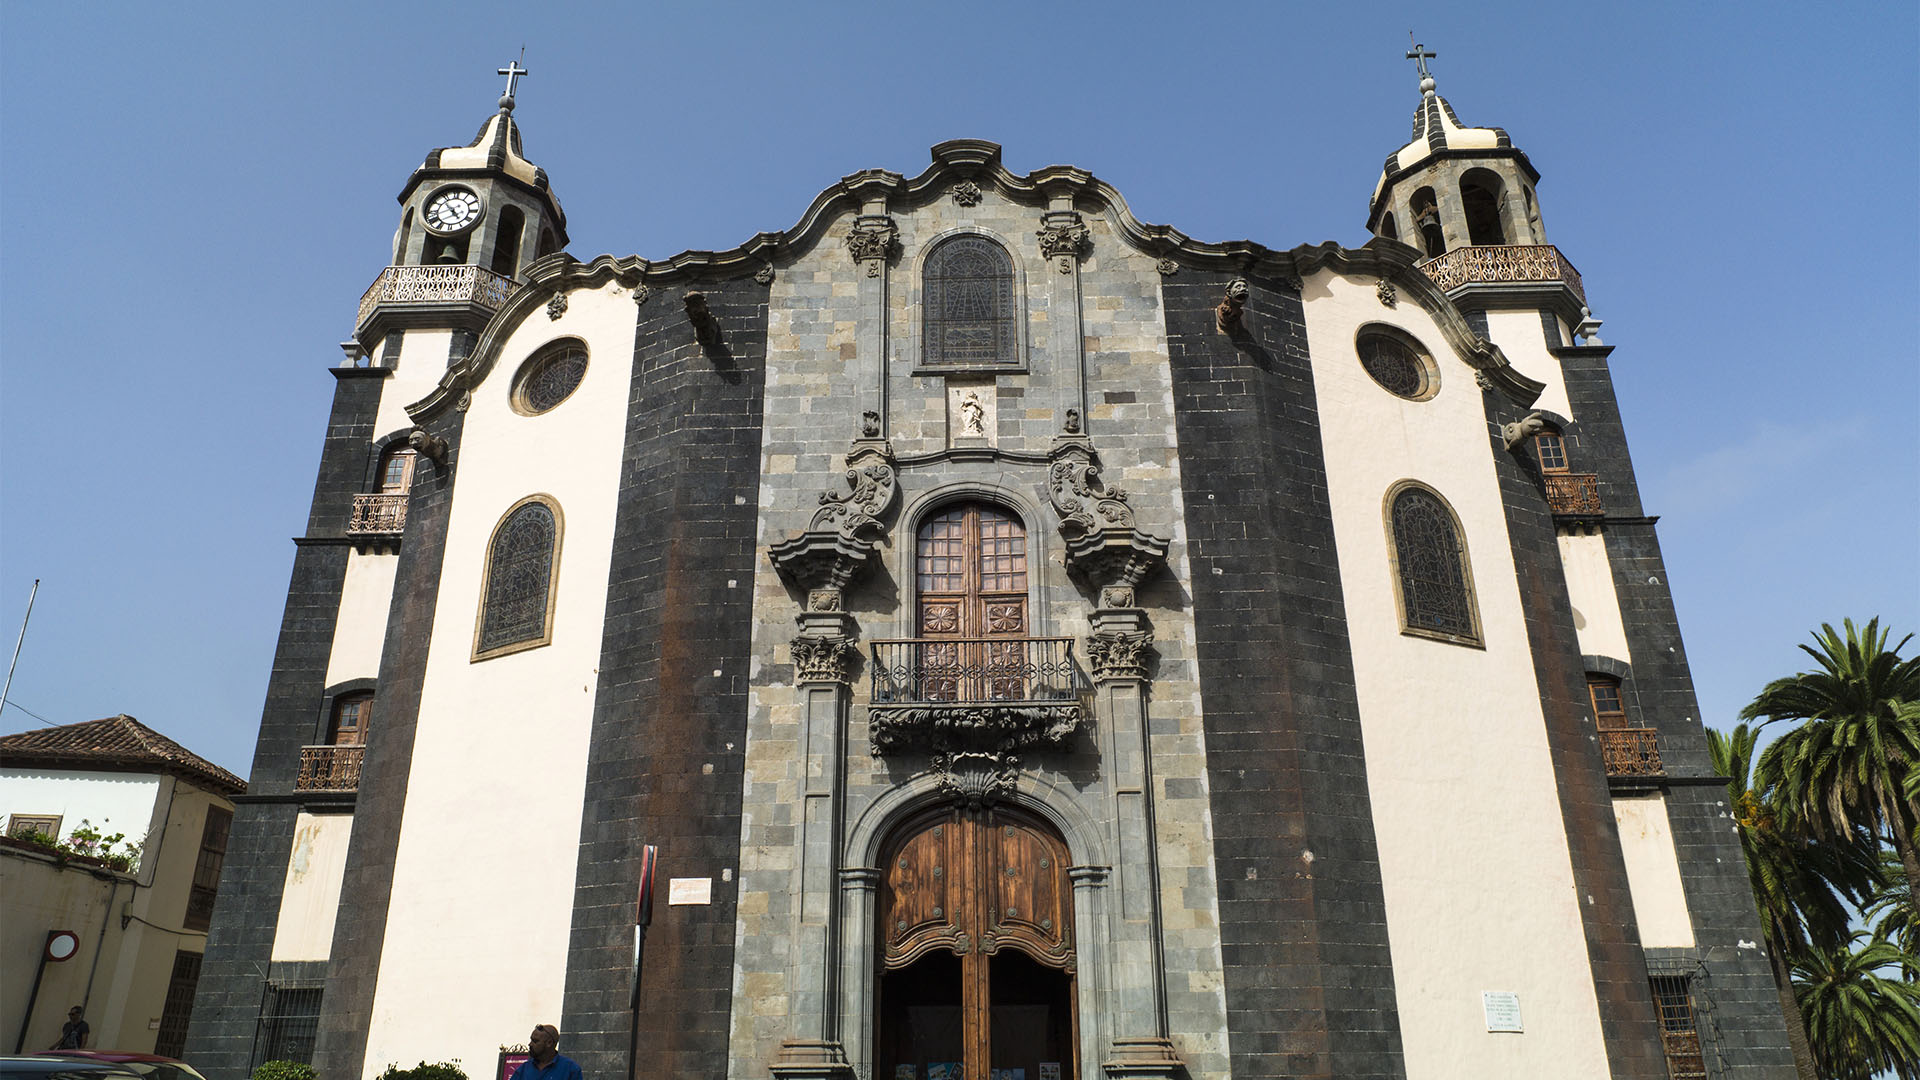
[951,180,983,207]
[1376,278,1398,308]
[769,438,900,593]
[870,702,1085,805]
[546,291,568,320]
[1047,432,1170,594]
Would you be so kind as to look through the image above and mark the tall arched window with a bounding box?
[1379,212,1399,241]
[396,208,414,265]
[1385,483,1481,645]
[1460,168,1507,246]
[474,496,562,660]
[923,235,1016,368]
[491,206,525,278]
[1410,187,1445,257]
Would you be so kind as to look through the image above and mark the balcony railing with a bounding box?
[1419,244,1586,306]
[296,745,366,791]
[356,264,517,331]
[870,637,1085,705]
[347,493,408,536]
[1544,473,1603,516]
[1600,729,1664,778]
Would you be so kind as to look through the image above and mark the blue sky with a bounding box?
[1,1,1915,776]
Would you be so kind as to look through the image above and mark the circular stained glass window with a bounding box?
[1356,329,1437,400]
[511,340,588,415]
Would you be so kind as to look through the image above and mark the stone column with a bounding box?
[772,599,860,1080]
[835,866,883,1080]
[1037,192,1091,428]
[844,187,896,439]
[1086,601,1183,1079]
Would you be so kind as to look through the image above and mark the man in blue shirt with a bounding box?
[511,1025,581,1080]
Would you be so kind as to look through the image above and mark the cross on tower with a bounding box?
[497,55,528,110]
[1405,33,1436,85]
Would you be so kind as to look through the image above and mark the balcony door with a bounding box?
[917,503,1028,701]
[877,804,1076,1080]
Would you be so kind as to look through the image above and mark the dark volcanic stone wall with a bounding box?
[187,368,388,1080]
[1162,269,1406,1080]
[558,277,770,1078]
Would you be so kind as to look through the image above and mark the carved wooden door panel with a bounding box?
[915,503,1027,702]
[879,805,1074,1080]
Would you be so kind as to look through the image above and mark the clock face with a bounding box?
[424,187,483,234]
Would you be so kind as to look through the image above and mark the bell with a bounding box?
[435,244,461,263]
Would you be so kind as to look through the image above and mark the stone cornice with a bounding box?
[409,141,1544,421]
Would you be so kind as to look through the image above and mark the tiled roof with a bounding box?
[0,715,246,796]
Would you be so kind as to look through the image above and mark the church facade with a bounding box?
[186,63,1795,1080]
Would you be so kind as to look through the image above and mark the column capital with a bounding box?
[790,634,858,687]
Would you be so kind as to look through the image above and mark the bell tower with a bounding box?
[390,60,567,279]
[1368,41,1593,335]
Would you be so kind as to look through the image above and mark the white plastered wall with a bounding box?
[0,769,161,844]
[361,282,633,1077]
[1555,532,1632,665]
[1611,795,1694,949]
[272,812,356,961]
[325,552,401,687]
[1483,309,1572,421]
[1301,272,1608,1078]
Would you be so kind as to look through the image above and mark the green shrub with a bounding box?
[251,1061,317,1080]
[378,1062,466,1080]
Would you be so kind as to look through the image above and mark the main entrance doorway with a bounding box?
[877,805,1076,1080]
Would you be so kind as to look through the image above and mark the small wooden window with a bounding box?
[183,806,232,932]
[474,496,563,660]
[7,813,62,839]
[153,950,202,1058]
[1650,975,1707,1079]
[915,502,1027,638]
[1534,432,1569,473]
[1588,674,1627,730]
[923,235,1017,368]
[379,447,417,493]
[329,692,372,746]
[1386,483,1481,645]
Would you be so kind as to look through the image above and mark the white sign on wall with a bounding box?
[667,877,712,906]
[1482,990,1523,1033]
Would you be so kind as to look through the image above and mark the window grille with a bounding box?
[476,499,559,657]
[154,951,202,1058]
[1389,485,1479,642]
[1650,975,1707,1080]
[255,985,323,1067]
[1358,334,1427,398]
[513,341,589,415]
[923,236,1016,367]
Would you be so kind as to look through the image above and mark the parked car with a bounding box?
[29,1055,206,1080]
[0,1060,144,1080]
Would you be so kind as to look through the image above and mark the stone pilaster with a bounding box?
[1087,607,1183,1080]
[1037,186,1091,431]
[844,194,896,438]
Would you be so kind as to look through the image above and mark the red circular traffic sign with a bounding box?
[45,930,79,962]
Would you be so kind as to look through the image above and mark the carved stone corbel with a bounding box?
[1046,431,1169,594]
[769,437,900,595]
[683,291,721,348]
[1502,411,1550,450]
[845,214,898,278]
[1215,278,1249,332]
[1036,210,1090,274]
[406,427,448,465]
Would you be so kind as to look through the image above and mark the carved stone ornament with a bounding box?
[1474,370,1497,392]
[1062,407,1081,435]
[846,215,898,277]
[546,291,569,320]
[454,390,473,413]
[869,704,1085,807]
[1086,629,1153,682]
[807,587,842,613]
[951,180,983,207]
[769,437,901,592]
[1036,212,1090,273]
[406,427,449,466]
[861,409,882,438]
[632,282,653,306]
[790,635,857,685]
[684,290,721,347]
[1099,585,1134,609]
[1376,278,1398,308]
[754,264,776,286]
[1215,278,1249,332]
[1502,411,1551,451]
[1046,434,1170,591]
[1155,257,1179,277]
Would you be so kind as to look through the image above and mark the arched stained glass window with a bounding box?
[923,235,1016,368]
[1386,483,1481,644]
[474,496,562,659]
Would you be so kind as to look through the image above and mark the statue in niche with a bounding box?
[959,391,986,437]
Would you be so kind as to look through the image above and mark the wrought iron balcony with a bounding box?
[1599,729,1664,778]
[347,493,408,536]
[355,264,517,335]
[870,637,1085,706]
[296,745,365,791]
[1543,473,1603,516]
[1419,244,1586,306]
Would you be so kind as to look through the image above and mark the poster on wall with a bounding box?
[1038,1065,1061,1080]
[990,1070,1026,1080]
[496,1051,530,1080]
[894,1068,916,1080]
[926,1064,961,1080]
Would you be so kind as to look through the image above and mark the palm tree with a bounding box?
[1711,723,1883,1080]
[1744,618,1920,897]
[1792,932,1920,1080]
[1866,846,1918,957]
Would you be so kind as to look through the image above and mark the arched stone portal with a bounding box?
[876,803,1077,1080]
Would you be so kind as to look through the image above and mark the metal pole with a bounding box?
[1,579,40,719]
[14,935,53,1053]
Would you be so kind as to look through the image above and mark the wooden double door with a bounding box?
[877,805,1077,1080]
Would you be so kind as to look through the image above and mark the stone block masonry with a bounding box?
[560,274,771,1080]
[1163,268,1407,1080]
